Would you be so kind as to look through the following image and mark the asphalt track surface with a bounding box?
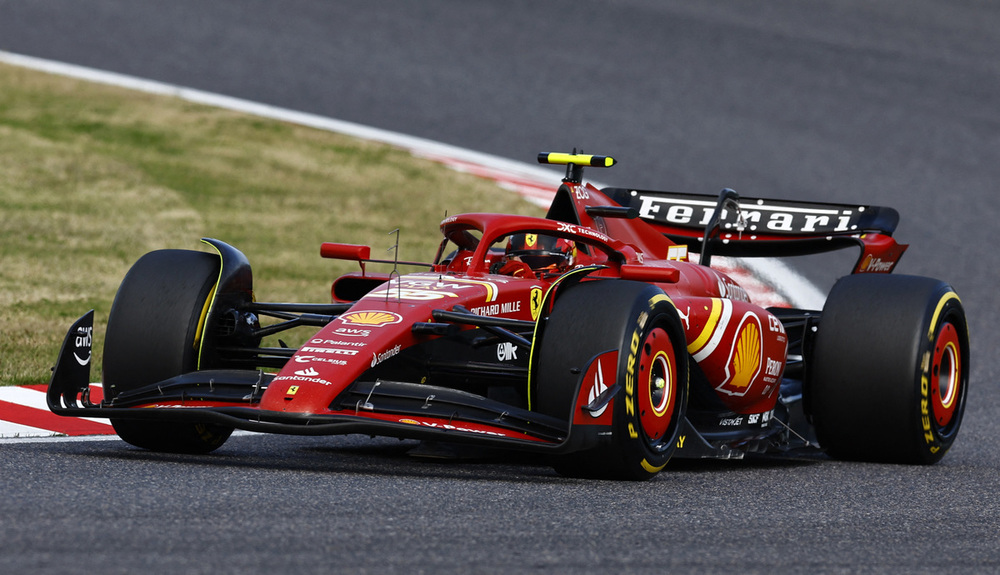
[2,1,999,573]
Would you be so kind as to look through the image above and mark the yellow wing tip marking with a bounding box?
[538,152,617,168]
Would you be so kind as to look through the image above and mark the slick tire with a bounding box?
[103,249,234,454]
[807,274,968,464]
[535,280,688,480]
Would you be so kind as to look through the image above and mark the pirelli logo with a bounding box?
[632,192,865,236]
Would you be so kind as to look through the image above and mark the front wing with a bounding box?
[47,312,589,453]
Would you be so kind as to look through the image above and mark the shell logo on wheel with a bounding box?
[340,311,403,327]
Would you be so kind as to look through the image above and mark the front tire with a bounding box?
[807,274,968,464]
[535,280,689,480]
[103,249,235,453]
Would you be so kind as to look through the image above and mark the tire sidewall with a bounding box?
[611,290,689,476]
[914,290,968,461]
[535,279,688,479]
[104,249,220,397]
[808,274,969,464]
[103,249,234,453]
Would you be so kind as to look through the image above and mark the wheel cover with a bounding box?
[637,327,677,447]
[931,322,962,428]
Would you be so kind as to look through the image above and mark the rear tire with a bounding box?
[535,280,688,480]
[103,249,234,453]
[807,274,968,464]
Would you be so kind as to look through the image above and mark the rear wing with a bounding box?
[603,187,908,274]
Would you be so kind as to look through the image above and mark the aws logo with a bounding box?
[716,313,762,397]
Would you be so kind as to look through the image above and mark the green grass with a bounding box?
[0,62,541,386]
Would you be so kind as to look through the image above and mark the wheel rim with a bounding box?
[931,321,962,428]
[638,327,677,448]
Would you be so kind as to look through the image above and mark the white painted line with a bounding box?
[0,429,261,444]
[0,385,54,410]
[0,386,113,428]
[1,433,120,444]
[0,420,57,439]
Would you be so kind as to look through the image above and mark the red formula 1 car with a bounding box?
[48,152,968,480]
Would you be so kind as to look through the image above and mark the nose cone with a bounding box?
[260,307,409,413]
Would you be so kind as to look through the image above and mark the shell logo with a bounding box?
[717,314,762,397]
[860,254,895,272]
[340,310,403,327]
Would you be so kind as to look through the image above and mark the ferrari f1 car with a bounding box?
[48,152,968,480]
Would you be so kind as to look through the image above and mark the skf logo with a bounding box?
[717,314,762,397]
[340,310,403,327]
[497,342,518,362]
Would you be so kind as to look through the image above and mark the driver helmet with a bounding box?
[505,233,575,273]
